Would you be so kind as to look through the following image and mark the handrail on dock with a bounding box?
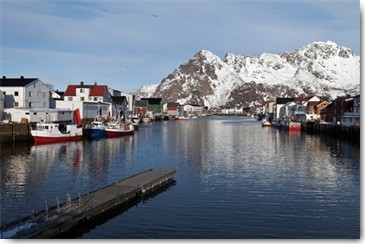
[2,168,176,239]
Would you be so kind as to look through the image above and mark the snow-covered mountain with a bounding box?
[135,41,360,108]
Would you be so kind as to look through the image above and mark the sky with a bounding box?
[0,0,360,93]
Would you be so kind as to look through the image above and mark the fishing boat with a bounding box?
[85,118,106,138]
[31,109,83,144]
[105,122,135,138]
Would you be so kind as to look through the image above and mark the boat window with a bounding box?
[45,126,49,129]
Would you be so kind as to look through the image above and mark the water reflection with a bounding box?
[0,117,360,238]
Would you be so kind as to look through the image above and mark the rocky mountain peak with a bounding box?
[135,41,360,109]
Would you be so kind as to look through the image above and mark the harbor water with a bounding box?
[0,116,360,238]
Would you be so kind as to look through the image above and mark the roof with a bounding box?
[111,96,127,103]
[90,85,108,96]
[141,98,162,105]
[64,84,107,96]
[276,97,295,104]
[135,100,148,107]
[0,77,38,87]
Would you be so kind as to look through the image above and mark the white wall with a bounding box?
[4,108,72,123]
[1,79,49,108]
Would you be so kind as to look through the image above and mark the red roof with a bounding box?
[64,84,107,97]
[90,85,107,96]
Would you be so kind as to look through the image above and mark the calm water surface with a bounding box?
[0,116,360,238]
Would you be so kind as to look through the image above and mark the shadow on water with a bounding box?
[0,142,32,158]
[57,180,177,239]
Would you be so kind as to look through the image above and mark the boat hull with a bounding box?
[32,134,82,145]
[105,129,134,138]
[87,128,106,138]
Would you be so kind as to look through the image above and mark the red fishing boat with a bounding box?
[105,122,134,138]
[31,109,83,144]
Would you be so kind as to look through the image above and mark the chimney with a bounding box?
[94,82,97,85]
[20,76,24,79]
[80,81,84,86]
[2,76,5,79]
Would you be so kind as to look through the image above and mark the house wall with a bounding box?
[1,79,49,108]
[56,101,111,119]
[4,108,73,123]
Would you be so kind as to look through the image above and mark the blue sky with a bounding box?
[1,0,360,93]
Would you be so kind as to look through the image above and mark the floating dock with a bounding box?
[2,169,176,239]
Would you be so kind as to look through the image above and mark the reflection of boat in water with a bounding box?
[261,119,271,127]
[105,122,135,138]
[282,121,302,132]
[31,109,83,144]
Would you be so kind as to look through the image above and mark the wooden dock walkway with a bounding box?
[2,169,176,239]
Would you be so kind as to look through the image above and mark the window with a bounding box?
[29,102,32,107]
[29,91,32,97]
[93,97,97,101]
[14,102,19,107]
[81,97,85,101]
[68,97,73,101]
[14,91,19,96]
[80,88,83,93]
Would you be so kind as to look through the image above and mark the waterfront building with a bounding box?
[57,82,112,119]
[320,96,354,124]
[341,95,360,126]
[141,98,162,114]
[0,76,50,109]
[4,108,73,123]
[109,88,134,113]
[273,97,296,120]
[163,102,179,116]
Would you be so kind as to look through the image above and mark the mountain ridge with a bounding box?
[133,41,360,108]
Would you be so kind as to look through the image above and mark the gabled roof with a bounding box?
[112,96,127,103]
[90,85,108,96]
[64,84,108,97]
[276,97,295,104]
[0,77,38,87]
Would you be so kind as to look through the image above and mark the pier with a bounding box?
[2,169,176,239]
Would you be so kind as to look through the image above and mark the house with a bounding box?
[163,102,179,116]
[134,100,148,115]
[273,97,296,120]
[109,88,134,112]
[111,96,128,119]
[141,98,162,114]
[0,76,50,109]
[49,90,64,108]
[56,82,111,119]
[320,96,353,124]
[341,95,360,126]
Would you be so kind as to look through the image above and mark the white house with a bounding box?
[0,76,49,109]
[57,82,112,119]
